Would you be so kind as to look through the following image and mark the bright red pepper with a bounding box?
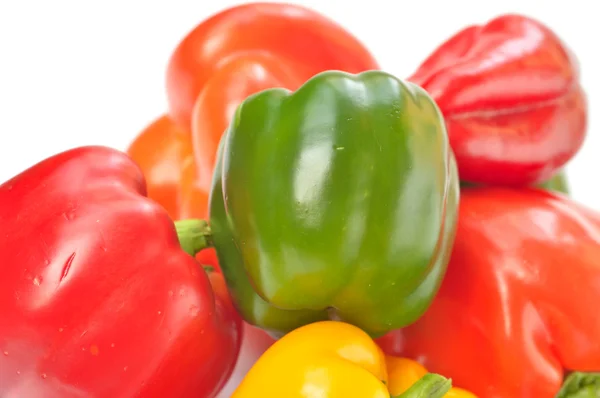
[166,2,379,130]
[189,52,307,190]
[0,146,241,398]
[408,14,587,187]
[164,2,379,189]
[131,3,379,207]
[377,187,600,398]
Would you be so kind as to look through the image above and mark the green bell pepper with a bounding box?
[207,70,459,337]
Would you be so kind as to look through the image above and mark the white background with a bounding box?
[0,0,598,395]
[0,1,598,209]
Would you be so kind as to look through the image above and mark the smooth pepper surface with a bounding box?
[209,70,459,337]
[232,321,453,398]
[166,1,379,130]
[378,187,600,397]
[126,114,205,220]
[0,146,241,398]
[129,2,379,216]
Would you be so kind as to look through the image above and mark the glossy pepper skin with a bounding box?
[386,357,476,397]
[377,187,600,398]
[127,115,208,220]
[409,14,587,187]
[130,3,379,208]
[0,146,241,398]
[126,116,223,274]
[167,2,379,189]
[166,2,379,130]
[208,70,460,338]
[232,321,453,398]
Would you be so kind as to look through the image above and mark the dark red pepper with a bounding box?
[0,146,241,398]
[408,14,587,186]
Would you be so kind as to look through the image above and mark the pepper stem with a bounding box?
[557,372,600,398]
[174,219,213,257]
[391,373,452,398]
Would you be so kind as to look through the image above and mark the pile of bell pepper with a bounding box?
[1,3,598,398]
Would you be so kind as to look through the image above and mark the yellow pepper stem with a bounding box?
[391,373,452,398]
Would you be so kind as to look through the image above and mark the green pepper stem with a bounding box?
[556,372,600,398]
[174,219,213,257]
[391,373,452,398]
[202,265,215,273]
[460,170,569,195]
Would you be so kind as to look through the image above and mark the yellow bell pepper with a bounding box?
[232,320,455,398]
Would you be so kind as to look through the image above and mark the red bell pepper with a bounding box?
[164,2,379,190]
[0,146,242,398]
[166,2,379,129]
[377,187,600,398]
[408,14,587,187]
[131,3,379,209]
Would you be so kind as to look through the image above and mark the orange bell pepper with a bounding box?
[126,115,208,220]
[386,357,477,398]
[232,321,466,398]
